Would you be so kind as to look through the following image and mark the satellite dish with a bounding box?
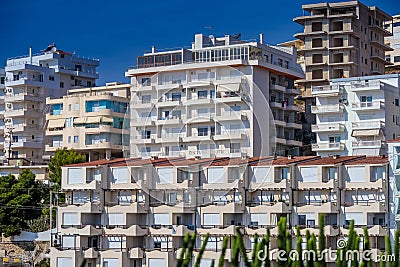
[51,47,57,53]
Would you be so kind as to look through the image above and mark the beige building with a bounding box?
[126,33,305,158]
[294,1,393,97]
[384,14,400,73]
[50,155,388,267]
[45,83,130,161]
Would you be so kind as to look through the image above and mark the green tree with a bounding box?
[0,170,46,237]
[48,148,86,189]
[277,217,288,267]
[394,230,399,267]
[318,214,326,267]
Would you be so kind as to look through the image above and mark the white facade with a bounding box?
[384,14,400,73]
[311,74,400,157]
[126,34,305,158]
[3,45,99,163]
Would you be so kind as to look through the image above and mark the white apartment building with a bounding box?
[4,44,99,163]
[125,34,304,158]
[0,68,5,159]
[51,155,388,267]
[311,74,400,157]
[384,14,400,73]
[45,83,130,161]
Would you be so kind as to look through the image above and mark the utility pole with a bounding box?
[6,127,13,159]
[49,189,53,246]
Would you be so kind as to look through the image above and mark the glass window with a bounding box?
[198,90,208,99]
[73,136,79,143]
[198,127,208,136]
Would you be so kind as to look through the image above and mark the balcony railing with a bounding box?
[311,104,344,113]
[312,142,344,151]
[311,84,344,94]
[352,140,384,148]
[352,101,384,110]
[352,121,385,130]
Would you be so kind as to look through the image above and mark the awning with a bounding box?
[351,129,381,137]
[218,83,241,92]
[101,116,114,123]
[74,117,86,124]
[47,119,65,128]
[86,117,101,124]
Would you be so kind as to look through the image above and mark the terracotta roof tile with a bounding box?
[344,156,388,165]
[298,155,365,166]
[65,158,127,167]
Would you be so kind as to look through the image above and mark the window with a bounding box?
[148,259,165,267]
[49,76,55,81]
[203,213,220,226]
[67,168,83,184]
[198,90,208,99]
[73,136,79,143]
[112,168,128,184]
[154,213,169,225]
[311,38,323,48]
[312,21,323,31]
[62,236,76,248]
[157,167,174,184]
[312,54,323,63]
[107,236,123,249]
[345,212,364,225]
[141,95,151,103]
[57,258,72,267]
[103,258,119,267]
[108,213,123,226]
[328,167,336,180]
[348,166,366,182]
[198,127,208,136]
[141,77,151,86]
[396,99,399,107]
[230,143,241,153]
[250,213,267,226]
[72,191,88,204]
[62,212,78,226]
[329,136,340,143]
[300,167,318,183]
[281,168,289,179]
[395,56,400,63]
[75,64,82,71]
[74,104,79,111]
[12,136,18,142]
[252,167,271,183]
[60,82,64,88]
[207,167,225,183]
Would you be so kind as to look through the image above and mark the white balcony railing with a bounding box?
[352,121,385,130]
[352,140,384,148]
[312,142,344,151]
[311,104,344,114]
[352,101,384,110]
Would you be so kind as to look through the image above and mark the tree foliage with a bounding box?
[48,148,86,189]
[0,170,47,237]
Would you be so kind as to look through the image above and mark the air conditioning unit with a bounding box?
[7,88,12,93]
[6,103,12,109]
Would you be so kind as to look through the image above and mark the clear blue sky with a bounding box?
[1,0,399,85]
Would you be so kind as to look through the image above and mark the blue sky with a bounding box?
[1,0,399,85]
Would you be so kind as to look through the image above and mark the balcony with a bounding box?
[6,78,44,87]
[5,93,43,103]
[286,121,302,129]
[343,201,386,213]
[131,134,156,144]
[84,141,123,150]
[286,140,303,146]
[105,202,148,213]
[149,225,194,237]
[312,142,344,152]
[155,117,183,126]
[156,99,182,108]
[295,201,338,213]
[5,109,43,118]
[312,123,345,132]
[183,114,214,124]
[156,133,186,143]
[182,134,213,142]
[286,88,301,95]
[274,137,287,145]
[351,101,384,111]
[133,99,157,109]
[214,111,247,122]
[311,104,344,114]
[213,130,247,141]
[311,84,344,95]
[182,98,213,106]
[352,120,384,130]
[213,95,242,104]
[128,248,144,259]
[214,148,247,158]
[270,84,286,92]
[83,248,99,259]
[187,150,212,158]
[247,201,290,214]
[59,201,102,214]
[131,117,156,127]
[352,140,385,149]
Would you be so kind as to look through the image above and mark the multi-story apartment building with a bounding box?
[311,74,400,157]
[51,154,388,267]
[125,33,305,158]
[0,68,5,159]
[384,14,400,73]
[294,1,393,97]
[45,82,130,161]
[388,139,400,241]
[3,44,99,163]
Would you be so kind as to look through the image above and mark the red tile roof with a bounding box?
[344,156,388,165]
[65,158,127,167]
[298,156,365,166]
[388,138,400,143]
